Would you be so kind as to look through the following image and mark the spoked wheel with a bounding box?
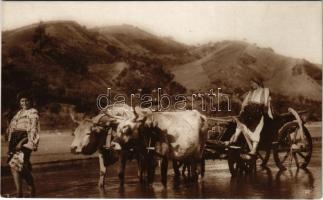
[273,122,312,170]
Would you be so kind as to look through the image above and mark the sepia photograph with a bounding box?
[1,1,322,198]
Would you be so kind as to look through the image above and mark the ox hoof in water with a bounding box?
[98,171,106,188]
[98,180,104,188]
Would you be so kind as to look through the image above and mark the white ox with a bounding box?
[115,108,208,185]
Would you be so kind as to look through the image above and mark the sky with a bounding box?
[2,1,322,64]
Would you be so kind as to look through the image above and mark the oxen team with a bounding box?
[70,104,208,188]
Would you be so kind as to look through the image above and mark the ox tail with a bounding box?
[200,114,208,136]
[199,114,208,160]
[197,114,208,178]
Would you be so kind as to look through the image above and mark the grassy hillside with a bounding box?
[171,40,321,118]
[1,21,322,130]
[94,24,196,66]
[1,21,187,130]
[173,40,321,99]
[95,24,188,54]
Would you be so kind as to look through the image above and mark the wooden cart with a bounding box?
[204,108,313,176]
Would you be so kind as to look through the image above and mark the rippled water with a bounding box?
[1,144,321,198]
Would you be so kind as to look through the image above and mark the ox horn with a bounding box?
[133,106,139,120]
[69,108,82,125]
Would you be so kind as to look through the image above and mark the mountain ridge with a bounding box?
[2,20,321,123]
[172,40,321,102]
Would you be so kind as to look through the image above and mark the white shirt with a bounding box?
[8,108,40,151]
[241,88,273,119]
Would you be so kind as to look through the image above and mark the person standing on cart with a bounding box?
[226,78,273,158]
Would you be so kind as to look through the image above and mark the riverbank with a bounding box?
[1,122,321,176]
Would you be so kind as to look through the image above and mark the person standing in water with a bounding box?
[7,92,40,197]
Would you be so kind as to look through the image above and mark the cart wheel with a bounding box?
[257,148,271,167]
[273,122,312,170]
[228,146,241,176]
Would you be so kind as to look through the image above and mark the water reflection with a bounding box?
[98,187,107,198]
[1,157,319,198]
[226,166,317,199]
[123,167,317,198]
[229,166,273,188]
[118,186,125,198]
[275,168,314,187]
[161,187,168,198]
[275,168,315,198]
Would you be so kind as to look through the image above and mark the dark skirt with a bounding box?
[8,131,32,171]
[239,103,265,132]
